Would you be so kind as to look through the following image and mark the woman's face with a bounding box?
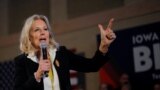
[29,19,50,50]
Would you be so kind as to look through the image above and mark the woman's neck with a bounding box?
[36,51,41,60]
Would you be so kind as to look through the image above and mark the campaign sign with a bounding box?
[108,22,160,90]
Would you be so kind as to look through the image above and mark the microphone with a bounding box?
[40,40,48,77]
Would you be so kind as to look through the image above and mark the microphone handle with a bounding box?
[42,47,48,77]
[42,48,47,59]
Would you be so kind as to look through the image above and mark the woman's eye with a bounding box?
[44,28,48,31]
[34,29,39,32]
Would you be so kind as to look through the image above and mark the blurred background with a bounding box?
[0,0,160,90]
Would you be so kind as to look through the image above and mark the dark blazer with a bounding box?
[14,46,110,90]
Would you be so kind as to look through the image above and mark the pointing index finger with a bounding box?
[107,18,114,30]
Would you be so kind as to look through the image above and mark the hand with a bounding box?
[35,59,51,80]
[98,18,116,53]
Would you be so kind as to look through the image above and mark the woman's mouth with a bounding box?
[39,38,46,41]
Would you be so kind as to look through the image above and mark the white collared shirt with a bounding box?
[27,48,60,90]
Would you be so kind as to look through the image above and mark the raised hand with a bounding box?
[98,18,116,53]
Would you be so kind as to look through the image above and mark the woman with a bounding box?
[14,14,116,90]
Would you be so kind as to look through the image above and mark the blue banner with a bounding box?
[108,22,160,90]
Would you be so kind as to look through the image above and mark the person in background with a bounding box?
[154,82,160,90]
[14,14,116,90]
[116,73,131,90]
